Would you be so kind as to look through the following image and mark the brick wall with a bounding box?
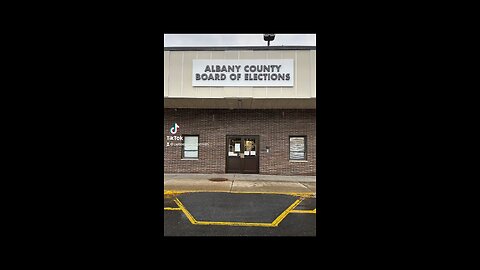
[164,109,316,176]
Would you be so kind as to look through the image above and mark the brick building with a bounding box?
[164,46,316,176]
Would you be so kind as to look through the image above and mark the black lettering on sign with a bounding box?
[204,65,211,72]
[230,74,236,80]
[286,74,290,80]
[196,74,200,80]
[202,74,208,80]
[228,66,235,72]
[208,74,214,80]
[220,74,226,80]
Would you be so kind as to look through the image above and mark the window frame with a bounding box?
[289,136,307,161]
[182,134,199,160]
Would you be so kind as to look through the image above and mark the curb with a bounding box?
[164,174,316,183]
[164,180,316,195]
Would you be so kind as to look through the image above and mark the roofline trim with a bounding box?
[164,46,316,51]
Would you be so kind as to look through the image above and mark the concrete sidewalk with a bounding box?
[165,174,315,182]
[164,174,316,195]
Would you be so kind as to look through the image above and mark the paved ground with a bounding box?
[164,210,316,236]
[164,174,317,236]
[164,192,316,236]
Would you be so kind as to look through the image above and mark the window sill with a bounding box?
[181,158,199,161]
[289,160,308,163]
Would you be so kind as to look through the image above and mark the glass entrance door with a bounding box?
[226,135,259,174]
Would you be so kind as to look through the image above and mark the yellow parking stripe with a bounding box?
[290,208,316,214]
[164,190,315,197]
[164,207,182,211]
[165,192,315,227]
[195,221,275,227]
[271,198,303,226]
[174,198,198,224]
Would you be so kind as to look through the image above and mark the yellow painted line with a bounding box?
[271,198,303,226]
[290,209,316,214]
[164,207,182,211]
[164,190,183,196]
[167,193,315,228]
[173,198,198,224]
[195,221,275,227]
[174,197,274,227]
[164,190,315,197]
[231,191,315,197]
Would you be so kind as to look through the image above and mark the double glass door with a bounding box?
[226,135,259,174]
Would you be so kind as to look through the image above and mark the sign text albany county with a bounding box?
[192,59,294,87]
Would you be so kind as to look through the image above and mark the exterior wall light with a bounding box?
[264,34,275,46]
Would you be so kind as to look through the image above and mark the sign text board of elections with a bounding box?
[192,59,294,87]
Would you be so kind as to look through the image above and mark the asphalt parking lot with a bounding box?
[164,191,316,236]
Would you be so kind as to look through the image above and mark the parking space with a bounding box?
[164,191,316,236]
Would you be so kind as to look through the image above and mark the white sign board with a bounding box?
[192,59,294,87]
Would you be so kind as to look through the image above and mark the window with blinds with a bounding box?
[289,136,306,160]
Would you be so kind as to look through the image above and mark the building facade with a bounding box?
[164,46,316,176]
